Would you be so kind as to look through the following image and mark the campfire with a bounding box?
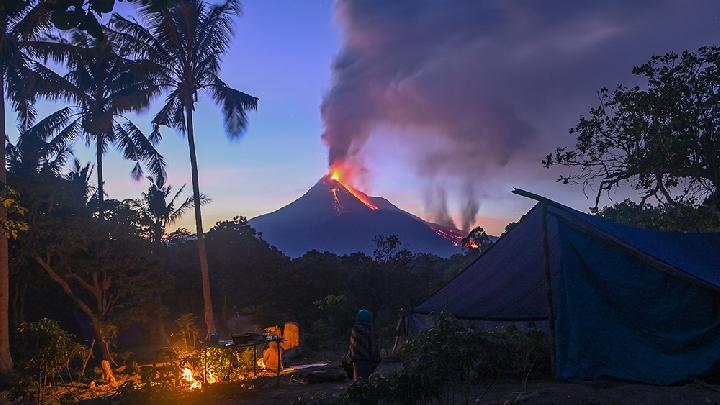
[162,321,301,391]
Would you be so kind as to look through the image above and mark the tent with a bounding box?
[412,189,720,385]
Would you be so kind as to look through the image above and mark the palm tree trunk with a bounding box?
[184,105,215,335]
[0,76,14,374]
[96,139,104,220]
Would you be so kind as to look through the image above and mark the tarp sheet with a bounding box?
[555,223,720,384]
[414,197,720,384]
[414,205,560,320]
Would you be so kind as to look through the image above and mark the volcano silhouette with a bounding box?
[249,175,462,258]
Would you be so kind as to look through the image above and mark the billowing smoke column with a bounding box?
[321,0,536,232]
[321,0,717,233]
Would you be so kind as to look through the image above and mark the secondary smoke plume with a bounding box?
[321,0,719,231]
[423,186,456,230]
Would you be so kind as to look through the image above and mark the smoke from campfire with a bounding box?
[321,0,537,232]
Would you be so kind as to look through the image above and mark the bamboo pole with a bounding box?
[541,204,557,375]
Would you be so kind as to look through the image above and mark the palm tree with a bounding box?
[32,30,166,218]
[111,0,258,334]
[0,0,69,374]
[66,159,95,205]
[136,176,209,248]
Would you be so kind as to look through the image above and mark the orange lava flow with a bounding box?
[429,226,465,246]
[344,184,379,210]
[330,187,342,213]
[329,166,379,211]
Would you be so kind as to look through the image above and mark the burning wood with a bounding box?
[168,322,303,391]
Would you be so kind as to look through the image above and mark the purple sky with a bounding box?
[6,0,720,235]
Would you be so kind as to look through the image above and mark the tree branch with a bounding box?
[34,256,95,320]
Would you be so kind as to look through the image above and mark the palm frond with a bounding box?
[28,61,87,103]
[9,1,52,41]
[117,120,167,181]
[23,38,88,65]
[22,107,75,142]
[5,59,37,129]
[131,162,144,181]
[210,75,258,138]
[48,118,81,156]
[109,13,166,60]
[169,192,210,224]
[152,90,185,138]
[195,0,240,62]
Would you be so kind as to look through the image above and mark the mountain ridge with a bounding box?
[249,175,462,257]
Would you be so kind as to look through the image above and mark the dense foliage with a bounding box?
[12,319,91,403]
[294,313,549,405]
[164,225,470,348]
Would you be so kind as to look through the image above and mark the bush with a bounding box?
[12,318,91,401]
[296,312,549,405]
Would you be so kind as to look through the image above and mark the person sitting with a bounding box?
[347,309,380,380]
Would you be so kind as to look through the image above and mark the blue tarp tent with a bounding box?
[413,190,720,384]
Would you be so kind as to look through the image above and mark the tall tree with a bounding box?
[32,30,165,217]
[23,192,165,385]
[111,0,258,334]
[0,0,66,374]
[544,46,720,221]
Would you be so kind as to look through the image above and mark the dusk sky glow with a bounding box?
[6,0,720,236]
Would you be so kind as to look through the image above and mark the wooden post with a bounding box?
[276,339,281,378]
[203,347,207,385]
[541,204,557,375]
[253,345,257,376]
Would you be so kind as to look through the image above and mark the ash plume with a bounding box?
[460,182,480,233]
[424,186,456,229]
[321,0,719,231]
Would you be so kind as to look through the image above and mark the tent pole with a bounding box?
[541,204,557,376]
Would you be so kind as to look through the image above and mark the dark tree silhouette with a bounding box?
[111,0,258,334]
[544,46,720,219]
[31,30,165,217]
[0,0,72,374]
[134,176,208,248]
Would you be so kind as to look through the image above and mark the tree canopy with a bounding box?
[544,46,720,223]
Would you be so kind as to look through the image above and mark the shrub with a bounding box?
[13,318,91,401]
[299,312,550,405]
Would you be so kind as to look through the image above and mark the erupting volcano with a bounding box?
[249,168,463,258]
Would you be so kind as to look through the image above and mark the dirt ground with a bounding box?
[81,370,720,404]
[75,356,720,404]
[101,377,720,404]
[204,377,720,405]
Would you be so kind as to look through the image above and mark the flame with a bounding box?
[464,240,480,249]
[182,367,202,390]
[328,163,379,211]
[257,358,265,369]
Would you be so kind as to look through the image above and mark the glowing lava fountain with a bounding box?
[328,165,379,211]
